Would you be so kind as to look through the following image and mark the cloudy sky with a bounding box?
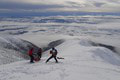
[0,0,120,16]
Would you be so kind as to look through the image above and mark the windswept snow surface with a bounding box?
[0,16,120,80]
[0,36,41,65]
[0,38,120,80]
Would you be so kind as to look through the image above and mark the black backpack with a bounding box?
[51,49,57,56]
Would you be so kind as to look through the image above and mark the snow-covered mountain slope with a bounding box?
[0,15,120,80]
[0,36,40,65]
[0,35,65,65]
[0,38,120,80]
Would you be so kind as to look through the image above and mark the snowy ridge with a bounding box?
[0,36,39,53]
[0,35,65,65]
[0,38,120,80]
[0,36,40,65]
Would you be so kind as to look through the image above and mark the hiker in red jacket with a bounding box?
[28,48,34,63]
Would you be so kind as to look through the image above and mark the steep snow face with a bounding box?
[0,36,40,53]
[0,39,120,80]
[0,48,25,65]
[0,36,40,65]
[57,39,120,66]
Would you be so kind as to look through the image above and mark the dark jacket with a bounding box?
[50,49,57,56]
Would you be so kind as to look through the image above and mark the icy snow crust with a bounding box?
[0,39,120,80]
[0,16,120,80]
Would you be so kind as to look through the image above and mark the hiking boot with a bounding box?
[30,61,34,63]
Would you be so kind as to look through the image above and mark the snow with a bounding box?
[0,38,120,80]
[0,15,120,80]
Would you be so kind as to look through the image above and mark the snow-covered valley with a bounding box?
[0,16,120,80]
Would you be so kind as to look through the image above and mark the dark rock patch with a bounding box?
[43,39,65,51]
[91,42,116,53]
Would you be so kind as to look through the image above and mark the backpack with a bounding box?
[51,49,57,56]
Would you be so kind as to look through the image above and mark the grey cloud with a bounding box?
[109,0,120,3]
[66,1,81,6]
[0,0,120,16]
[93,2,105,7]
[0,1,64,10]
[66,1,90,8]
[66,1,105,8]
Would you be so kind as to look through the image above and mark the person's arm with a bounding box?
[50,51,52,54]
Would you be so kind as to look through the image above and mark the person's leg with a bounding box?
[46,55,53,63]
[54,56,58,63]
[30,55,34,63]
[30,55,32,62]
[39,53,42,59]
[37,53,40,58]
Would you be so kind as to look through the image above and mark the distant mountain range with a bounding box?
[0,12,120,17]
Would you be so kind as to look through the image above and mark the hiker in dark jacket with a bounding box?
[37,48,42,59]
[46,47,58,63]
[28,48,34,63]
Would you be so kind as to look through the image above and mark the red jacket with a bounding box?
[28,48,33,56]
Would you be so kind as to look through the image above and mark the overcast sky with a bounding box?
[0,0,120,16]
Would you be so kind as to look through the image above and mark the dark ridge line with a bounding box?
[91,42,116,53]
[42,39,65,51]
